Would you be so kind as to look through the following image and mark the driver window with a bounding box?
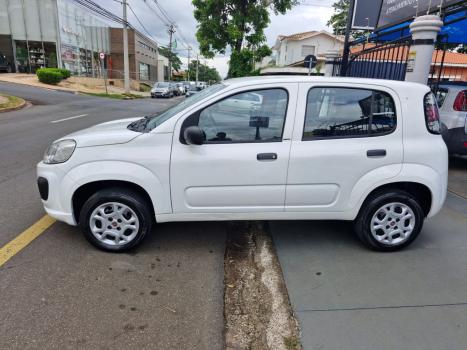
[197,88,288,143]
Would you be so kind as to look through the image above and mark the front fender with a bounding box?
[62,161,171,216]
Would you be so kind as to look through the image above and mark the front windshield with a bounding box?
[146,83,226,130]
[156,83,169,88]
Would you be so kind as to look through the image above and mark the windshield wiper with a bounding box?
[127,115,151,132]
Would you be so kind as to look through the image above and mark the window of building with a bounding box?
[182,89,288,143]
[139,62,149,80]
[303,87,396,140]
[301,45,315,56]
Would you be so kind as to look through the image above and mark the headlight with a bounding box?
[43,139,76,164]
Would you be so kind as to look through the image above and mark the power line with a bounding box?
[127,3,159,44]
[141,0,171,26]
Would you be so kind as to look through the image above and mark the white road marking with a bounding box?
[51,114,89,123]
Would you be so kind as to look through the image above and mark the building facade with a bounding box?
[273,30,345,67]
[109,28,166,82]
[0,0,110,75]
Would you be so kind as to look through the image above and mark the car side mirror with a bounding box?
[184,126,205,145]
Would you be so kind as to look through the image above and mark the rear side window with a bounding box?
[424,92,441,134]
[303,87,396,140]
[433,88,448,107]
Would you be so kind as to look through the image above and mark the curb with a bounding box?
[0,98,27,113]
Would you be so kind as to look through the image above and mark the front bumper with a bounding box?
[37,162,77,226]
[151,91,169,97]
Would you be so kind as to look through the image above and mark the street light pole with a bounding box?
[122,0,130,93]
[340,0,355,77]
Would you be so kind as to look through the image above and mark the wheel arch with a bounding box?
[72,180,156,224]
[357,181,432,218]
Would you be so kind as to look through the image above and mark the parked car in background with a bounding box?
[151,82,174,98]
[185,85,200,97]
[0,52,12,73]
[433,82,467,155]
[38,76,447,253]
[175,82,185,96]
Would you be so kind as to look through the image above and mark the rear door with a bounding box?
[285,82,403,212]
[170,83,297,213]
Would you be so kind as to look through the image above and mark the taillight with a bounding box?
[453,90,466,112]
[424,92,441,134]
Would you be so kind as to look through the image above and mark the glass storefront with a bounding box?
[0,0,110,75]
[57,0,110,75]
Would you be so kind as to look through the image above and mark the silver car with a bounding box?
[151,82,174,98]
[434,82,467,155]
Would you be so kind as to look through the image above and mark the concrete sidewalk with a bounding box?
[0,73,149,97]
[272,192,467,350]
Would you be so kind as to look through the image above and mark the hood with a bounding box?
[61,117,141,148]
[152,87,169,92]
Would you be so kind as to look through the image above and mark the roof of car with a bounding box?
[222,75,429,91]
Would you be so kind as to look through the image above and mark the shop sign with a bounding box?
[62,25,81,38]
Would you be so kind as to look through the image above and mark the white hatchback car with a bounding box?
[37,77,448,252]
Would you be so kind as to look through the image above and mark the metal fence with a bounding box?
[332,38,412,81]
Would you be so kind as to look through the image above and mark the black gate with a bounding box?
[332,38,412,81]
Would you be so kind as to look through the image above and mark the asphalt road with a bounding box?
[0,82,225,349]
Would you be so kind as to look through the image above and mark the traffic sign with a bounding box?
[99,52,105,60]
[304,55,317,69]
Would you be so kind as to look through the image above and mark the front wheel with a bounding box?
[354,190,424,251]
[79,188,153,252]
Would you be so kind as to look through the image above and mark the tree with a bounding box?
[192,0,297,77]
[187,60,222,83]
[327,0,349,36]
[158,46,182,72]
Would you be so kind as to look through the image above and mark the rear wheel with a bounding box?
[79,188,153,252]
[354,190,424,251]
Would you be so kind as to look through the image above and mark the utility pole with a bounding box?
[167,24,175,81]
[195,53,199,86]
[122,0,130,93]
[187,46,191,81]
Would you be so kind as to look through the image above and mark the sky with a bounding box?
[98,0,336,78]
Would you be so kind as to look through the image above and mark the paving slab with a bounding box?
[271,193,467,350]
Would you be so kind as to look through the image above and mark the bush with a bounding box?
[36,68,63,85]
[56,68,71,79]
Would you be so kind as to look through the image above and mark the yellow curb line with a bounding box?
[0,215,56,267]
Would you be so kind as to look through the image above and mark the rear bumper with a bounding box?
[442,126,467,155]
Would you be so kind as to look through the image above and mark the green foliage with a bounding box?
[36,68,71,85]
[56,68,71,79]
[36,68,63,85]
[158,46,182,72]
[187,60,222,82]
[192,0,296,77]
[327,0,349,36]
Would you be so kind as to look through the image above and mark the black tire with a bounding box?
[354,190,424,251]
[79,188,153,252]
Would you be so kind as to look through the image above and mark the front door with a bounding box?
[170,84,297,213]
[285,83,403,212]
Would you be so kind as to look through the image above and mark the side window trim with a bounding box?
[301,86,397,141]
[180,88,290,145]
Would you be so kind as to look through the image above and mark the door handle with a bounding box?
[257,153,278,161]
[367,149,387,157]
